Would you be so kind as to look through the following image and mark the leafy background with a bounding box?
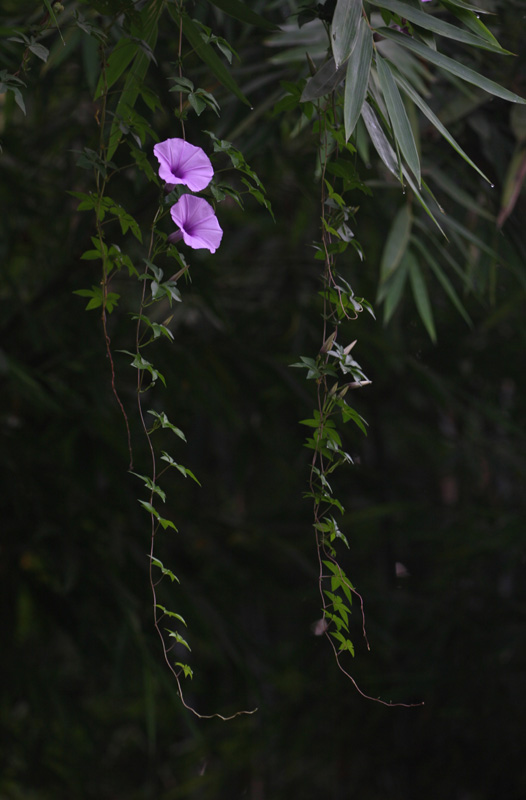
[1,0,526,798]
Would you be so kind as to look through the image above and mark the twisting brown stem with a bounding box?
[309,98,423,707]
[95,59,133,468]
[135,208,256,720]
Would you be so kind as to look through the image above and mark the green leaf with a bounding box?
[160,452,202,486]
[207,0,278,31]
[28,43,49,62]
[175,662,194,679]
[331,0,362,68]
[410,237,472,327]
[301,57,347,102]
[167,630,191,651]
[128,353,166,387]
[439,0,493,15]
[139,501,178,531]
[156,605,187,626]
[150,556,179,583]
[370,0,509,54]
[130,471,166,502]
[344,17,373,141]
[147,410,186,440]
[439,2,500,48]
[180,13,250,107]
[338,402,368,435]
[361,102,445,233]
[329,629,355,655]
[376,54,421,185]
[441,214,498,259]
[377,28,526,105]
[379,252,409,323]
[105,200,143,242]
[361,100,398,173]
[94,38,138,100]
[380,203,412,283]
[42,0,65,43]
[427,167,494,220]
[390,66,491,184]
[106,0,164,160]
[407,250,436,342]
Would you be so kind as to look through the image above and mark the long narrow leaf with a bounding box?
[442,214,499,259]
[344,18,373,141]
[407,250,437,342]
[208,0,278,31]
[390,65,491,184]
[411,236,472,326]
[369,0,509,54]
[441,1,501,47]
[413,219,476,291]
[42,0,65,43]
[376,54,421,185]
[181,13,250,106]
[380,203,412,282]
[441,0,493,14]
[301,57,347,102]
[106,0,164,160]
[377,28,526,105]
[344,20,372,139]
[94,38,138,100]
[361,101,398,174]
[380,252,409,321]
[331,0,363,68]
[427,167,494,220]
[361,102,445,234]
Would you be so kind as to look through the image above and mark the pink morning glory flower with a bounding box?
[168,195,223,253]
[153,138,213,192]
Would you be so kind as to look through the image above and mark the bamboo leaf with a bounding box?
[377,28,526,105]
[376,54,421,185]
[441,1,501,48]
[441,214,499,259]
[440,0,494,15]
[180,12,250,106]
[331,0,363,68]
[94,38,138,100]
[380,203,412,282]
[390,66,491,184]
[427,167,494,220]
[42,0,65,43]
[344,17,373,141]
[361,100,398,174]
[407,251,437,342]
[301,57,347,102]
[379,252,409,321]
[369,0,509,54]
[361,102,445,233]
[208,0,278,31]
[106,0,164,160]
[411,236,472,326]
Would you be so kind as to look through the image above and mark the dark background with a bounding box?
[1,1,525,797]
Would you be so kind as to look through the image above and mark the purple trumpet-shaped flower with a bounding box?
[153,138,213,192]
[168,195,223,253]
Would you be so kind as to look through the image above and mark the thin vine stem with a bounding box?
[95,55,133,469]
[133,200,257,720]
[309,96,422,708]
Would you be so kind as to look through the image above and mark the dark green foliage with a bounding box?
[1,1,526,798]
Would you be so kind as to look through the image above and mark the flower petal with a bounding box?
[170,195,223,253]
[153,139,213,192]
